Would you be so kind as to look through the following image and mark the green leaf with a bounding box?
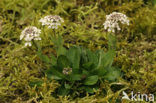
[101,50,115,68]
[65,83,71,89]
[82,62,94,70]
[57,46,67,57]
[36,44,50,64]
[80,47,89,64]
[66,46,81,72]
[70,74,82,81]
[95,48,115,77]
[51,54,57,65]
[58,86,70,96]
[84,75,98,85]
[85,87,95,94]
[82,69,89,77]
[46,70,62,80]
[37,52,50,64]
[104,67,121,81]
[81,49,99,71]
[45,66,65,80]
[57,55,70,70]
[96,66,107,76]
[86,49,98,65]
[51,35,66,57]
[95,34,116,69]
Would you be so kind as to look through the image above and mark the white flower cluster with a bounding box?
[103,12,129,33]
[62,67,72,75]
[20,26,41,46]
[39,15,64,29]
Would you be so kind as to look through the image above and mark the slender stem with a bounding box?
[32,40,41,51]
[53,29,56,38]
[108,33,116,50]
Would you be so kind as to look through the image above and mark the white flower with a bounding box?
[103,12,129,33]
[39,15,64,29]
[62,67,72,75]
[20,26,41,47]
[25,42,32,47]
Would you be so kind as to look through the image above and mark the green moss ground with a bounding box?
[0,0,156,103]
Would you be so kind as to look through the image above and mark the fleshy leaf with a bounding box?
[57,55,70,70]
[104,67,121,81]
[84,75,98,85]
[66,46,81,73]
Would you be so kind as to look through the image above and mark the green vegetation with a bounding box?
[0,0,156,103]
[36,34,120,97]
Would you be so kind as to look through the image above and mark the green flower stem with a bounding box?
[32,40,41,51]
[53,29,56,38]
[107,33,117,50]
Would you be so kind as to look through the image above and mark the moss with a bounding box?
[0,0,155,102]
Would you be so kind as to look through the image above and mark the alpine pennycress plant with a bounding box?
[31,34,121,96]
[27,12,129,97]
